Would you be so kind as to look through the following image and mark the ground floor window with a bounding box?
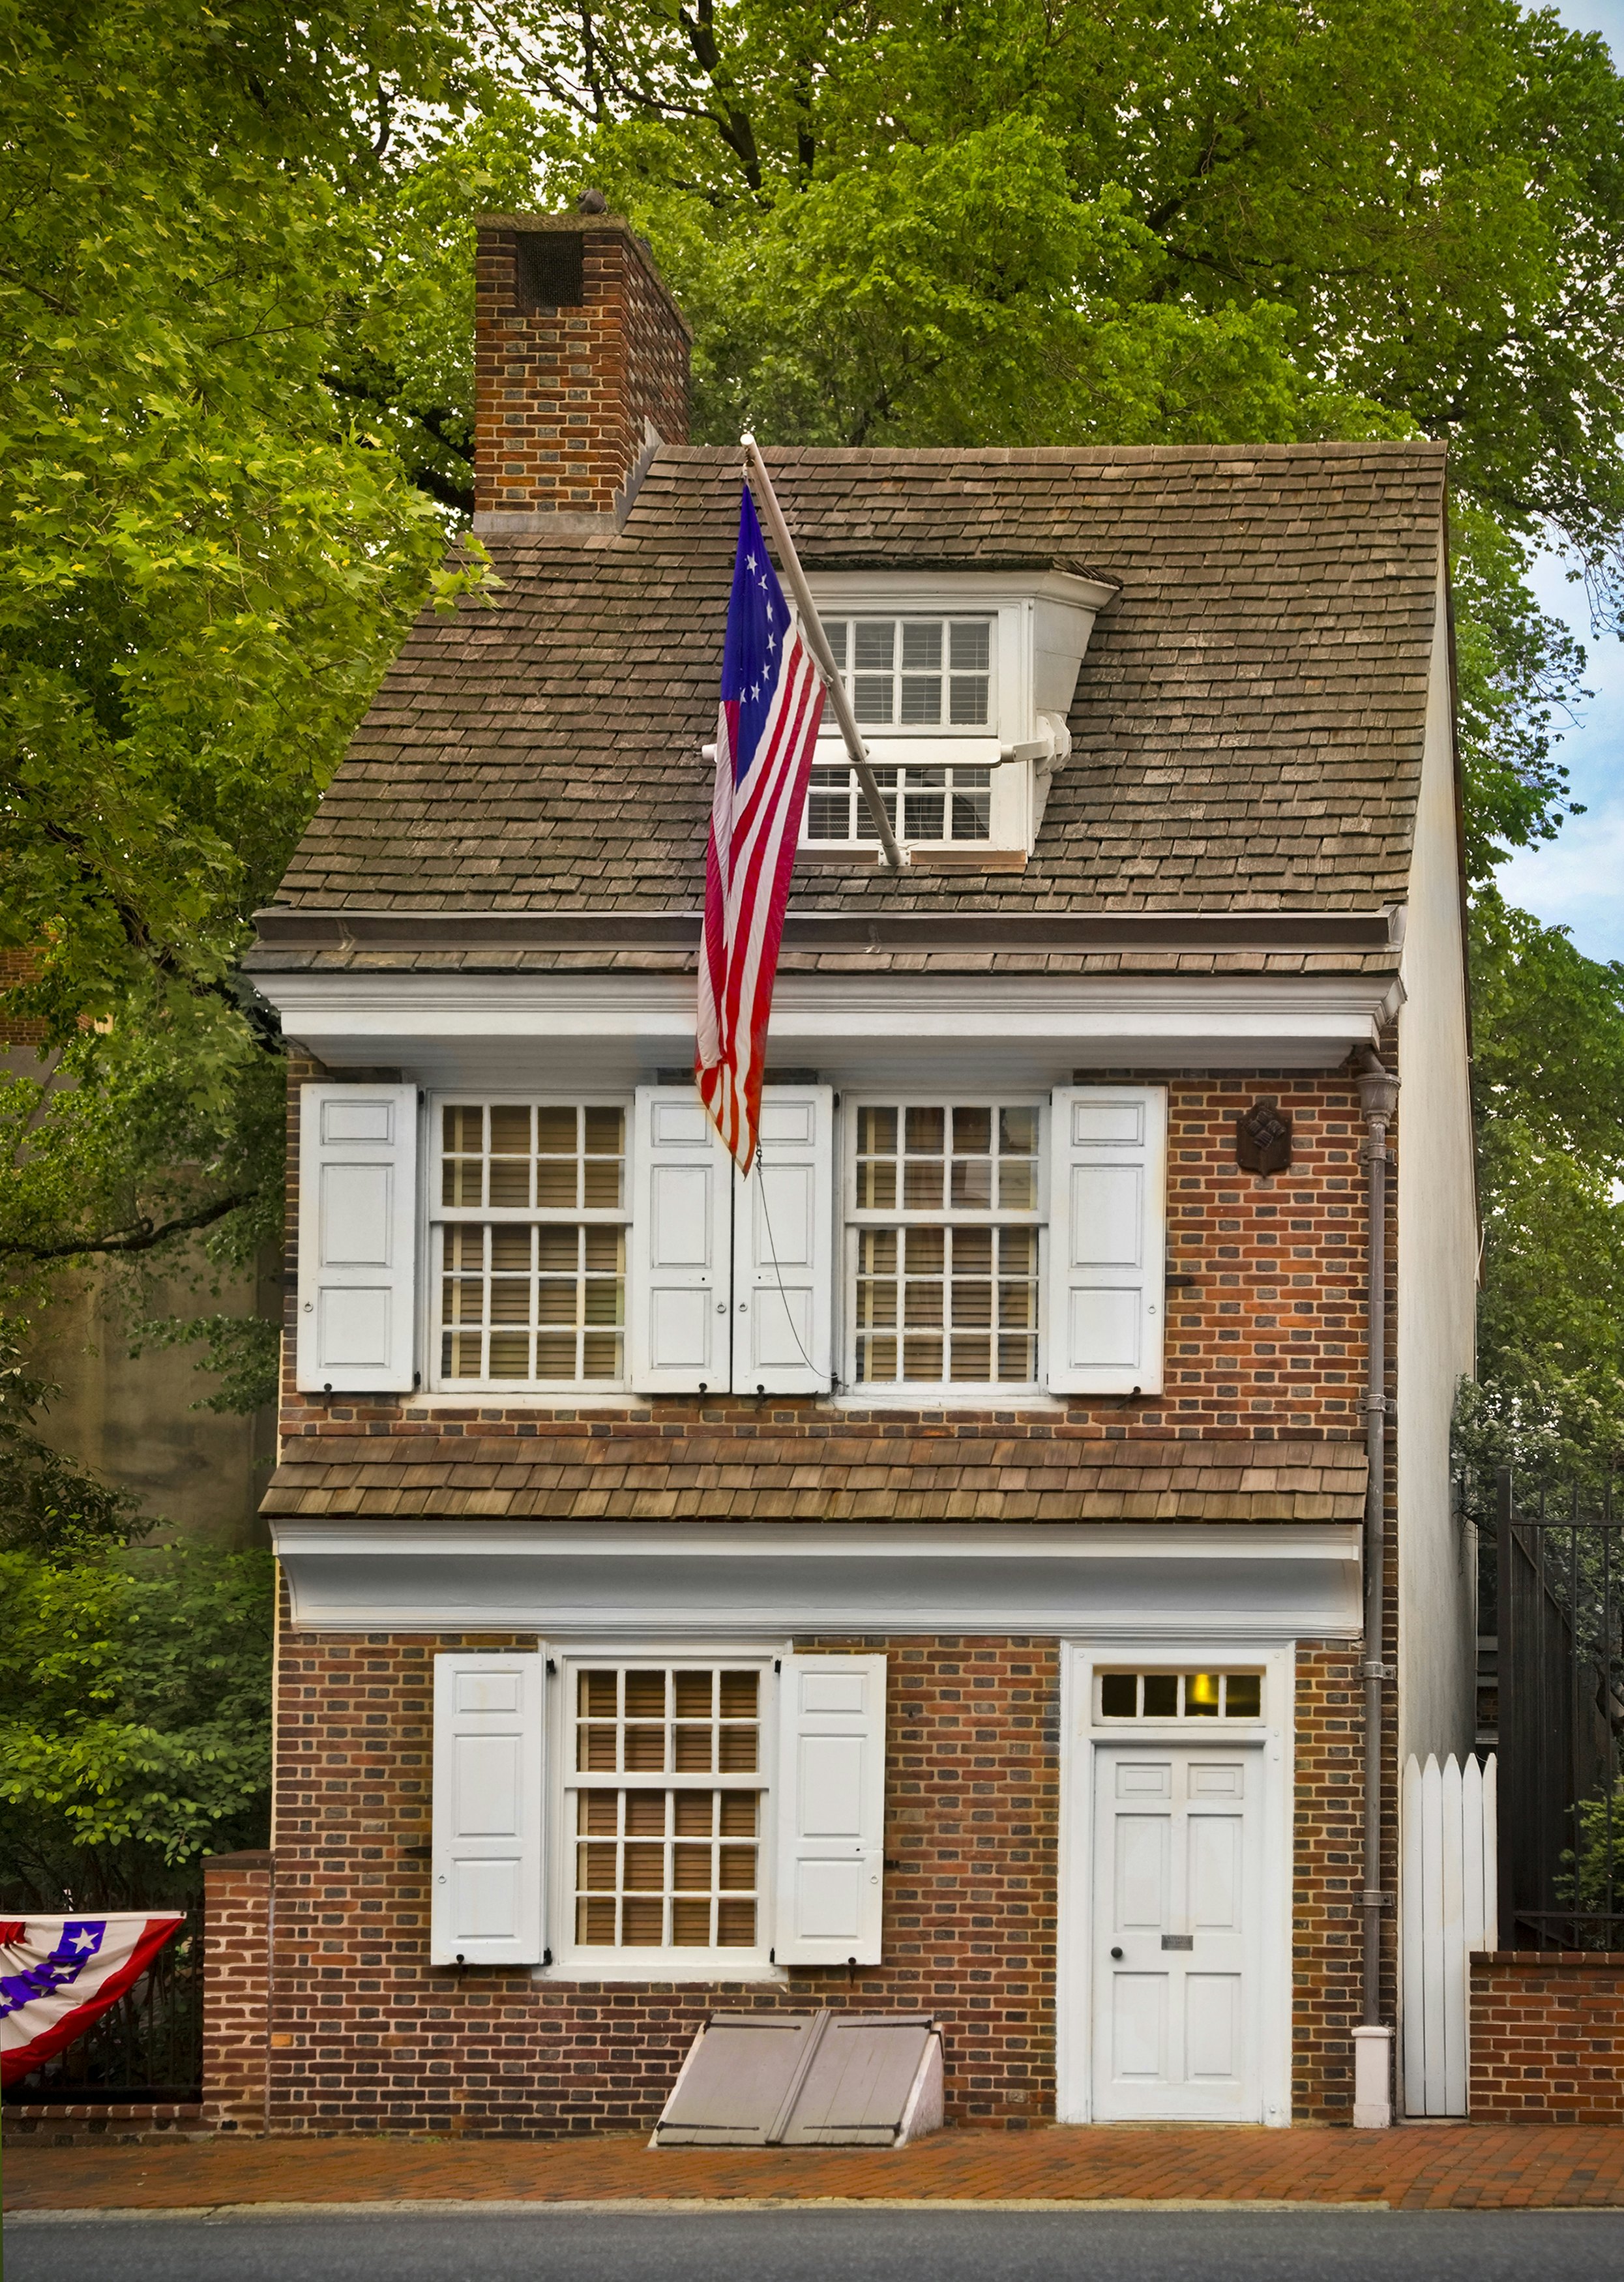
[563,1661,768,1961]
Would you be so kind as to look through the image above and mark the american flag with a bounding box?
[1,1912,185,2087]
[696,482,826,1169]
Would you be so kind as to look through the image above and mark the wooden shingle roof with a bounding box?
[261,1432,1367,1526]
[258,441,1446,963]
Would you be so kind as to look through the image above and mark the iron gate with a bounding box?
[1492,1468,1624,1949]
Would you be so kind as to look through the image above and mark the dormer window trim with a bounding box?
[798,569,1112,857]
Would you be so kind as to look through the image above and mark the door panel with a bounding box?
[1092,1743,1262,2120]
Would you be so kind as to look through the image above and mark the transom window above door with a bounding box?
[1097,1670,1263,1721]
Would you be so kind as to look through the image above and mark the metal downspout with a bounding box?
[1356,1050,1400,2039]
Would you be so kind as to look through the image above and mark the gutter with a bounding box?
[1354,1047,1400,2127]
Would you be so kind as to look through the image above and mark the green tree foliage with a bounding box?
[0,0,492,1386]
[0,1323,148,1558]
[1460,891,1624,1479]
[0,1545,274,1908]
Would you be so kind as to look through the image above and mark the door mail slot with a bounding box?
[1160,1934,1194,1950]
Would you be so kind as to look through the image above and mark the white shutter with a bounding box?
[737,1086,834,1394]
[1046,1085,1166,1395]
[773,1654,887,1966]
[295,1083,418,1392]
[430,1653,544,1966]
[628,1087,735,1391]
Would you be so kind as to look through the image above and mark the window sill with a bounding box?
[830,1387,1068,1412]
[533,1959,787,1985]
[796,846,1029,872]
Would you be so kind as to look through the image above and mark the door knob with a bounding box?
[1110,1946,1123,1960]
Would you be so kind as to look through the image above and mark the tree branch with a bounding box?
[3,1189,261,1264]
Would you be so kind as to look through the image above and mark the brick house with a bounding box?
[229,208,1477,2137]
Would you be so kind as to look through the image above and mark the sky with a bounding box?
[1493,0,1624,964]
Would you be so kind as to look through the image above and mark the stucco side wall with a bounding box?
[1395,559,1477,1764]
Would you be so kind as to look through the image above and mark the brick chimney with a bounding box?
[473,211,691,535]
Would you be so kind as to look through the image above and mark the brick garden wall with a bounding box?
[1469,1952,1624,2123]
[203,1851,273,2131]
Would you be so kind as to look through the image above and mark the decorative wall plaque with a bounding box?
[1237,1097,1293,1174]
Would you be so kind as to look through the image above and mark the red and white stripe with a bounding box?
[1,1913,186,2087]
[696,629,825,1169]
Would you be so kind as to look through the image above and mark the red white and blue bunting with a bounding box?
[0,1913,186,2088]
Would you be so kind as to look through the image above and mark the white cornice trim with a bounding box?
[273,1520,1362,1639]
[254,969,1404,1063]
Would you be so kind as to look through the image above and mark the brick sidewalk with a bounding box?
[7,2126,1624,2212]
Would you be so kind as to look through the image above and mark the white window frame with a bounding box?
[422,1089,634,1396]
[839,1090,1048,1400]
[543,1645,786,1983]
[822,610,999,738]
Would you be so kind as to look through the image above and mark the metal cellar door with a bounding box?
[1091,1744,1263,2121]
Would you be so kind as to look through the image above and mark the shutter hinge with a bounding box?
[775,1658,782,1672]
[546,1657,557,1676]
[542,1947,553,1967]
[769,1946,775,1964]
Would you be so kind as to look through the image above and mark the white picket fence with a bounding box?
[1401,1751,1498,2116]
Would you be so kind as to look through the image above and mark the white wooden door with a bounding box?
[1091,1744,1263,2120]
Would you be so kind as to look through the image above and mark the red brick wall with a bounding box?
[278,1063,1383,1452]
[1469,1952,1624,2122]
[203,1850,273,2131]
[265,1620,1057,2135]
[473,215,690,522]
[238,1603,1367,2136]
[1290,1638,1399,2120]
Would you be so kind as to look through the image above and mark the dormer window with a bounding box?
[826,617,994,730]
[799,570,1114,862]
[808,761,993,845]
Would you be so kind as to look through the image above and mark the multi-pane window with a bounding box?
[806,761,992,844]
[435,1103,628,1386]
[849,1103,1042,1386]
[570,1666,764,1951]
[825,617,993,728]
[1097,1670,1264,1721]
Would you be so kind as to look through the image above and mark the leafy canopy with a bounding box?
[0,1544,274,1908]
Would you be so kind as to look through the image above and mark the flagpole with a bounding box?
[741,436,908,873]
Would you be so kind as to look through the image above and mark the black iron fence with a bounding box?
[1,1907,203,2104]
[1492,1468,1624,1951]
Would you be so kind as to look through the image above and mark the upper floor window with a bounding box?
[848,1101,1043,1389]
[435,1101,628,1389]
[295,1082,1166,1404]
[825,616,994,730]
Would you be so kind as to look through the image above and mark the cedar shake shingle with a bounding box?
[261,1432,1366,1524]
[252,442,1446,967]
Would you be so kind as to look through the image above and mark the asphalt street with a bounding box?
[8,2205,1624,2282]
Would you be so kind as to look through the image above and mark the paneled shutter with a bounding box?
[295,1083,418,1393]
[773,1654,887,1966]
[737,1086,834,1394]
[430,1653,544,1966]
[1046,1086,1166,1395]
[628,1088,735,1391]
